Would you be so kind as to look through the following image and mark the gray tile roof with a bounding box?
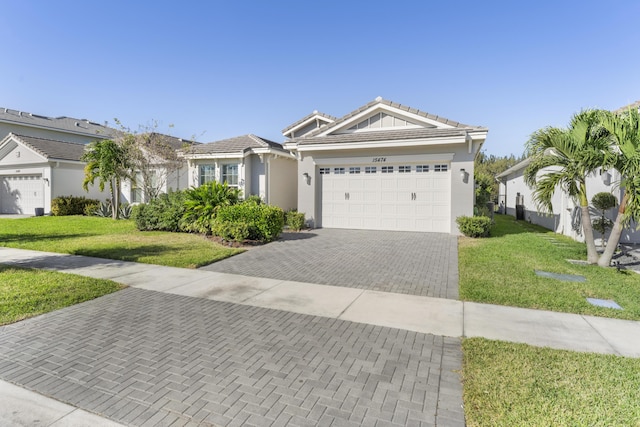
[136,132,199,151]
[299,97,479,139]
[614,100,640,113]
[10,133,87,161]
[184,134,287,155]
[281,111,337,135]
[0,107,114,138]
[291,127,473,146]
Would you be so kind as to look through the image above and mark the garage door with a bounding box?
[0,175,44,214]
[320,163,450,232]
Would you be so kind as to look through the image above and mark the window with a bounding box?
[381,166,394,173]
[319,167,330,175]
[199,165,216,185]
[349,167,361,174]
[398,165,411,173]
[222,164,239,186]
[434,164,448,172]
[334,167,345,174]
[365,166,377,174]
[131,172,143,203]
[416,165,429,173]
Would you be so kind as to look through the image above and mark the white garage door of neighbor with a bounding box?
[320,163,451,232]
[0,175,44,214]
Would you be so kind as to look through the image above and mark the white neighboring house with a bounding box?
[0,108,114,215]
[283,97,489,234]
[181,134,297,210]
[496,100,640,245]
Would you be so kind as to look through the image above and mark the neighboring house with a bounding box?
[283,97,489,234]
[181,134,297,210]
[0,108,114,215]
[496,100,640,245]
[0,133,108,214]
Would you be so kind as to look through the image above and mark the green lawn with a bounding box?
[0,216,243,268]
[463,338,640,426]
[0,265,124,325]
[459,214,640,320]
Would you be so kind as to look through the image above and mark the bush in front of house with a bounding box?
[456,215,493,238]
[215,202,285,242]
[180,182,241,234]
[51,196,101,216]
[131,190,186,231]
[285,210,305,231]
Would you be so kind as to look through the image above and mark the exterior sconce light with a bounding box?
[460,168,469,183]
[601,171,612,186]
[303,172,311,185]
[43,177,49,185]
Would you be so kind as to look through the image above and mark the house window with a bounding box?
[319,167,330,175]
[349,167,361,174]
[334,167,345,174]
[381,166,394,173]
[222,164,239,187]
[131,172,143,203]
[398,165,411,173]
[365,166,377,174]
[434,164,448,172]
[416,165,429,173]
[199,165,216,185]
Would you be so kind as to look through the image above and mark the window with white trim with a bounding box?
[334,167,345,174]
[199,165,216,185]
[398,165,411,173]
[131,172,143,203]
[434,164,448,172]
[349,167,361,174]
[319,167,330,175]
[222,164,239,186]
[416,165,429,173]
[365,166,377,174]
[381,166,394,173]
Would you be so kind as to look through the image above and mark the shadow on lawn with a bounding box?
[73,245,174,263]
[490,214,553,238]
[0,233,98,244]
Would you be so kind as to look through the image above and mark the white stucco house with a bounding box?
[0,108,114,215]
[283,97,488,234]
[181,134,297,211]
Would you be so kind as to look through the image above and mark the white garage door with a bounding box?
[320,163,451,232]
[0,175,45,214]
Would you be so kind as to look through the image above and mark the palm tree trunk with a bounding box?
[598,193,628,267]
[579,185,599,264]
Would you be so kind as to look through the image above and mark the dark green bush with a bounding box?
[211,219,251,242]
[132,191,186,231]
[83,201,100,216]
[216,202,285,242]
[456,215,492,238]
[51,196,101,216]
[285,210,305,231]
[180,182,241,234]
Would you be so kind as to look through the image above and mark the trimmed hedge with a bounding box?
[215,202,285,242]
[51,196,101,216]
[285,210,305,231]
[456,215,492,238]
[131,191,186,231]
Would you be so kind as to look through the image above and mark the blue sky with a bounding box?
[1,1,637,157]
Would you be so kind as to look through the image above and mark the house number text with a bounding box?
[372,157,386,162]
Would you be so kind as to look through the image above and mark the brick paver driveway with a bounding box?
[202,229,459,299]
[0,289,464,426]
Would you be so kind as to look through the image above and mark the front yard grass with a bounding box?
[0,216,243,268]
[459,214,640,320]
[0,265,124,325]
[463,338,640,426]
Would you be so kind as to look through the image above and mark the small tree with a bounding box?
[591,192,617,249]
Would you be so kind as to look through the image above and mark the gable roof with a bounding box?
[2,133,87,162]
[0,107,114,139]
[183,134,289,156]
[281,110,337,136]
[299,97,477,140]
[614,100,640,114]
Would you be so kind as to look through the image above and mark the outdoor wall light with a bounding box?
[460,168,469,183]
[302,172,311,185]
[601,171,612,186]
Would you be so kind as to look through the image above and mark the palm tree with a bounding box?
[524,110,613,264]
[82,139,131,220]
[597,107,640,267]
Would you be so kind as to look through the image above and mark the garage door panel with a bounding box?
[0,175,44,214]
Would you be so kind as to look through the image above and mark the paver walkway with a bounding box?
[202,229,459,299]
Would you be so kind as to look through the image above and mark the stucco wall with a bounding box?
[267,156,297,211]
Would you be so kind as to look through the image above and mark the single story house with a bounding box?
[283,97,488,234]
[180,134,297,211]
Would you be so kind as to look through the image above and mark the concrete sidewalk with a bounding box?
[1,247,640,426]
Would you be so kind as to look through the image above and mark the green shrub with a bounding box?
[180,182,241,234]
[456,215,492,238]
[244,194,263,205]
[216,202,285,242]
[51,196,101,216]
[211,219,251,242]
[285,210,305,231]
[83,201,100,216]
[132,191,186,231]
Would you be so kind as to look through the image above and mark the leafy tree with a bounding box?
[524,110,614,264]
[82,139,131,220]
[597,107,640,267]
[591,192,617,249]
[474,151,522,202]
